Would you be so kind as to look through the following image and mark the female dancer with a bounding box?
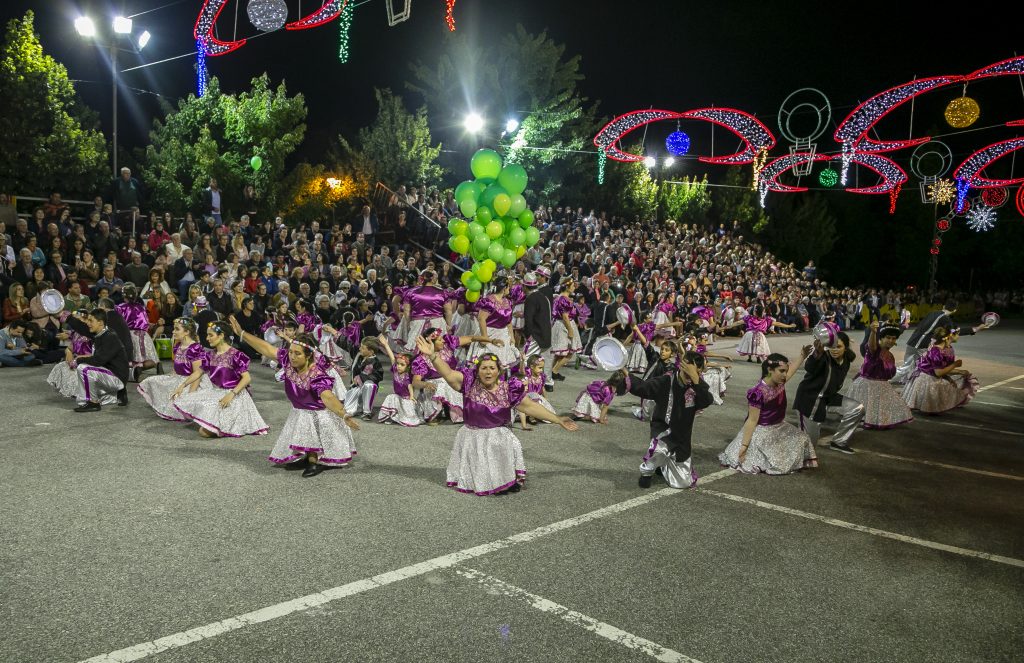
[719,349,818,475]
[411,327,496,423]
[172,322,269,438]
[845,321,913,429]
[116,284,160,380]
[652,296,677,338]
[571,373,628,424]
[902,327,980,414]
[735,304,795,362]
[550,279,583,381]
[692,332,732,406]
[397,270,448,351]
[229,319,359,478]
[138,318,210,421]
[793,332,864,454]
[46,313,93,398]
[376,335,424,427]
[470,277,522,369]
[516,354,556,430]
[414,337,578,496]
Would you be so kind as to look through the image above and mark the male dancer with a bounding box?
[891,301,987,384]
[523,266,555,392]
[68,308,130,411]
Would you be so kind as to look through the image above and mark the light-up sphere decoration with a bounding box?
[665,131,691,156]
[928,179,956,205]
[247,0,288,31]
[936,218,951,232]
[930,247,940,255]
[933,237,942,247]
[1017,184,1024,218]
[818,168,838,187]
[981,187,1008,209]
[965,205,996,232]
[945,97,980,128]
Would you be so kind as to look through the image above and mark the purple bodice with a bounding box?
[746,380,787,426]
[552,295,577,321]
[859,345,897,380]
[173,342,207,377]
[585,380,615,406]
[695,344,708,355]
[116,301,149,331]
[509,285,525,305]
[406,285,447,319]
[525,372,545,395]
[916,345,955,377]
[70,332,92,356]
[460,367,525,429]
[691,305,713,321]
[637,322,657,341]
[295,312,321,331]
[203,347,250,389]
[576,303,591,327]
[477,295,514,328]
[412,334,459,380]
[656,301,676,316]
[391,365,412,398]
[745,316,772,334]
[276,348,333,410]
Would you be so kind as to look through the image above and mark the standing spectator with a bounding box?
[201,177,223,226]
[0,193,17,230]
[242,185,258,222]
[110,167,143,229]
[43,191,70,223]
[356,205,378,247]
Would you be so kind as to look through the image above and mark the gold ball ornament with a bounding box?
[945,97,980,128]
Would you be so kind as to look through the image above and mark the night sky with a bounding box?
[4,0,1022,171]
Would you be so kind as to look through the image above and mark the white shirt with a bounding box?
[361,215,373,236]
[210,189,221,212]
[165,242,190,262]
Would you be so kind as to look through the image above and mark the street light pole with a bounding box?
[111,43,118,178]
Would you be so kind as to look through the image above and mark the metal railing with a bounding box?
[371,182,460,270]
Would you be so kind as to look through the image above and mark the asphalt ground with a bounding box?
[1,324,1022,663]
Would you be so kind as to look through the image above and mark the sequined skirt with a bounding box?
[845,376,913,428]
[571,391,604,422]
[702,366,731,405]
[736,331,769,358]
[719,421,818,475]
[268,408,356,467]
[46,362,80,399]
[129,329,159,367]
[653,311,675,337]
[521,392,556,416]
[420,378,464,423]
[402,317,448,352]
[626,342,648,373]
[902,371,979,414]
[468,325,520,368]
[446,425,526,496]
[173,387,269,437]
[377,393,424,426]
[138,373,213,421]
[551,320,582,357]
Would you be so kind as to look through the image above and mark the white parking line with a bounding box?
[978,374,1024,392]
[454,567,701,662]
[922,420,1024,437]
[699,489,1024,569]
[859,450,1024,481]
[974,401,1024,409]
[79,470,737,662]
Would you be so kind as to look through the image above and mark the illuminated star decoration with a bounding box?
[597,149,606,185]
[594,110,686,162]
[678,108,776,164]
[953,138,1024,189]
[337,0,354,62]
[445,0,457,31]
[194,0,247,56]
[756,153,830,207]
[965,205,997,232]
[928,179,956,205]
[955,178,971,214]
[196,38,208,97]
[842,152,908,213]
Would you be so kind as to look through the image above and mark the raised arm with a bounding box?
[377,333,396,364]
[788,345,812,381]
[867,320,879,354]
[415,335,463,391]
[228,315,278,360]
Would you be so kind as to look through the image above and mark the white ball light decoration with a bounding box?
[247,0,288,32]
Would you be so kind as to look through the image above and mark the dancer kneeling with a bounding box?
[845,321,912,429]
[515,354,556,431]
[63,308,130,412]
[414,336,578,496]
[572,372,628,424]
[902,326,979,414]
[230,318,360,477]
[626,351,714,489]
[138,318,211,420]
[47,315,94,398]
[172,322,269,438]
[719,349,818,474]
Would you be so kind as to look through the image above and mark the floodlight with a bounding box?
[113,16,133,34]
[75,16,96,37]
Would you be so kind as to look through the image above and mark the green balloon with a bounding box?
[250,155,262,171]
[454,221,469,236]
[467,276,482,292]
[492,193,512,217]
[472,234,491,253]
[518,209,535,229]
[454,180,477,203]
[516,245,527,259]
[481,183,507,208]
[497,163,527,195]
[470,149,503,180]
[508,227,526,246]
[471,246,487,262]
[482,259,497,273]
[487,242,505,262]
[467,222,484,239]
[451,235,470,255]
[477,267,493,283]
[475,177,495,186]
[508,193,527,218]
[459,198,477,218]
[501,248,517,268]
[471,262,483,275]
[447,218,462,235]
[460,271,474,287]
[503,218,518,236]
[485,220,504,240]
[524,225,540,247]
[475,206,493,225]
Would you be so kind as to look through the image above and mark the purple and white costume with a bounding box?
[137,342,212,421]
[399,285,448,352]
[377,366,424,426]
[517,371,556,418]
[268,349,356,468]
[696,343,731,406]
[719,380,818,474]
[469,290,523,367]
[844,346,913,428]
[412,334,464,422]
[626,321,656,374]
[551,295,583,358]
[46,332,93,398]
[902,346,979,414]
[736,315,772,359]
[572,380,615,422]
[653,301,676,337]
[173,347,269,437]
[446,368,527,495]
[116,300,159,367]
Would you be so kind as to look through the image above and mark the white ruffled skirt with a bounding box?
[653,311,675,337]
[571,391,604,422]
[551,320,582,358]
[515,392,556,421]
[173,387,269,437]
[377,393,424,426]
[736,331,769,358]
[845,376,913,428]
[129,329,159,367]
[138,373,213,421]
[420,378,464,423]
[702,366,731,405]
[468,325,519,368]
[446,425,526,495]
[902,371,979,414]
[268,408,356,467]
[626,342,648,373]
[46,362,80,399]
[402,317,447,352]
[719,421,818,475]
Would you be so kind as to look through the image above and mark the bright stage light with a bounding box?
[137,30,151,49]
[75,16,96,37]
[505,118,519,133]
[113,16,133,34]
[643,156,657,168]
[464,113,485,134]
[664,157,675,167]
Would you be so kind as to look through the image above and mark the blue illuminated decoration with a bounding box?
[666,131,691,156]
[196,39,208,97]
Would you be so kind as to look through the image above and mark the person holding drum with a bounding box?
[891,301,989,384]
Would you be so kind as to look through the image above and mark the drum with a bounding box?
[592,336,628,371]
[616,305,634,327]
[812,321,841,347]
[41,289,65,315]
[982,311,1001,328]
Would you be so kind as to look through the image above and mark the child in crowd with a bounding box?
[516,354,557,430]
[344,337,384,421]
[376,334,423,426]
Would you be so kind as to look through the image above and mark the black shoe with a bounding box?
[654,467,664,477]
[543,384,554,393]
[829,442,855,454]
[361,412,374,421]
[638,475,653,488]
[552,373,566,381]
[117,388,129,406]
[284,456,309,471]
[506,482,522,493]
[302,463,327,478]
[74,402,101,413]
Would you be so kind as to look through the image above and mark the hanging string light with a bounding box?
[445,0,457,31]
[196,38,208,97]
[889,183,902,215]
[337,0,355,62]
[751,149,769,191]
[955,178,971,214]
[597,148,606,185]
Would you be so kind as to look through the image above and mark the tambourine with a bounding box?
[41,289,65,315]
[812,321,841,347]
[592,336,628,371]
[616,305,634,327]
[981,312,1000,328]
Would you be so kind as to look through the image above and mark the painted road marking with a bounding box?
[859,450,1024,481]
[922,420,1024,437]
[699,489,1024,569]
[978,374,1024,392]
[79,470,738,662]
[453,567,702,663]
[973,401,1024,409]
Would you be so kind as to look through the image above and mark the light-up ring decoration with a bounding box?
[286,0,347,30]
[593,110,686,162]
[195,0,247,56]
[910,141,953,181]
[953,138,1024,189]
[1016,185,1024,218]
[776,88,831,143]
[677,108,775,164]
[757,153,831,207]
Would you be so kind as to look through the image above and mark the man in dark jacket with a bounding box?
[891,300,986,384]
[344,337,384,420]
[522,267,555,391]
[626,351,714,488]
[67,307,130,411]
[793,334,862,454]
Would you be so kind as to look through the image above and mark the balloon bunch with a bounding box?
[447,149,541,303]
